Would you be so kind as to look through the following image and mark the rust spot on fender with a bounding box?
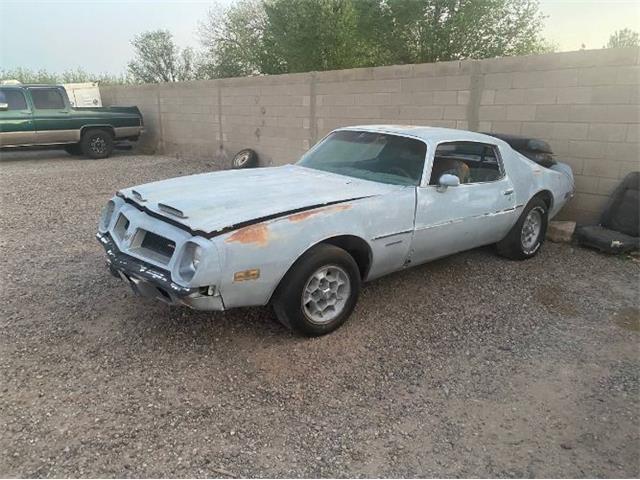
[226,223,269,246]
[288,204,351,222]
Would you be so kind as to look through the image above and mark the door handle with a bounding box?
[503,189,514,195]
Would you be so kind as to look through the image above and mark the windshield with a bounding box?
[298,130,427,186]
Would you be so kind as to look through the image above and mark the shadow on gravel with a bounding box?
[0,147,138,163]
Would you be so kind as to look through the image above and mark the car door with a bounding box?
[0,88,35,147]
[28,86,78,144]
[409,140,517,265]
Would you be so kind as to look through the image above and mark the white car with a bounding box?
[97,126,574,336]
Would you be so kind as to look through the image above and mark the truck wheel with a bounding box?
[81,129,114,159]
[64,144,82,155]
[232,149,258,169]
[496,197,548,260]
[272,244,361,336]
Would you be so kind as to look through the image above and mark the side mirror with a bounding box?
[0,103,8,111]
[438,173,460,189]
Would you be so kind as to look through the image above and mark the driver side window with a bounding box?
[429,141,503,185]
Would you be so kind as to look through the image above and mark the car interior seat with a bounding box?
[575,171,640,254]
[430,157,471,184]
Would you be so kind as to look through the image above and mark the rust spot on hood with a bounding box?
[226,223,270,246]
[288,204,351,222]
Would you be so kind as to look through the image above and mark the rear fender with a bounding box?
[508,152,574,220]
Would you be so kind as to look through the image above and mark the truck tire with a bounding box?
[496,197,549,260]
[64,144,82,155]
[81,129,114,159]
[272,243,361,336]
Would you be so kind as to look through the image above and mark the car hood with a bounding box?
[118,165,399,235]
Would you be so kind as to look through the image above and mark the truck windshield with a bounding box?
[298,130,426,186]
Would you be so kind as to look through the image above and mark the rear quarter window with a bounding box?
[430,141,503,185]
[30,88,65,109]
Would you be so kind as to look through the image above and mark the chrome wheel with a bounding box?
[521,207,543,254]
[302,265,351,324]
[90,136,107,155]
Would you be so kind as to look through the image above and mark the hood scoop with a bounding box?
[157,202,188,219]
[131,189,147,202]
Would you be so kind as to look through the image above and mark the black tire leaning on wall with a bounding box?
[232,149,259,169]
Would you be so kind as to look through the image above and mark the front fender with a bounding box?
[213,189,415,308]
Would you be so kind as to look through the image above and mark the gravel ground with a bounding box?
[1,149,639,478]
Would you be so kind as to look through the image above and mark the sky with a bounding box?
[1,0,639,75]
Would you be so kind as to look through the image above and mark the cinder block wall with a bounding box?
[101,47,640,223]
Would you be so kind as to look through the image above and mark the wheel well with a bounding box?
[533,190,553,211]
[81,126,115,139]
[320,235,372,280]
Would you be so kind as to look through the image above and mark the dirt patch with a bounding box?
[534,283,579,316]
[612,307,640,332]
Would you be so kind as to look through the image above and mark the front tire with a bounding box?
[497,197,549,260]
[272,244,361,336]
[81,129,114,159]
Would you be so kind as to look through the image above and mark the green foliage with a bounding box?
[199,0,272,78]
[198,0,551,76]
[261,0,368,73]
[0,67,130,85]
[128,30,197,82]
[5,0,554,84]
[606,29,640,48]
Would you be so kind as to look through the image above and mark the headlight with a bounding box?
[191,245,203,270]
[100,200,115,230]
[179,242,204,282]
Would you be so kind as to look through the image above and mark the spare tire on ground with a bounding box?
[575,171,640,254]
[232,148,259,169]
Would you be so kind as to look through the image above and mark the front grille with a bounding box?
[127,229,176,265]
[141,231,176,260]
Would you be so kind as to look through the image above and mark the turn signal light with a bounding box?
[234,269,260,282]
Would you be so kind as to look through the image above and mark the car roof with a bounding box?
[338,124,504,145]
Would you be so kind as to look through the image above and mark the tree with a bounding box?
[606,28,640,48]
[343,0,551,64]
[199,0,551,76]
[198,1,272,78]
[261,0,369,73]
[128,30,196,83]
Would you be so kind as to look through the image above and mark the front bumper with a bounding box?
[97,232,224,311]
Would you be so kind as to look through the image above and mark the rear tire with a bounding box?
[64,144,82,155]
[81,129,114,159]
[272,244,361,336]
[497,197,549,260]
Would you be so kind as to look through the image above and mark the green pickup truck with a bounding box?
[0,84,144,159]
